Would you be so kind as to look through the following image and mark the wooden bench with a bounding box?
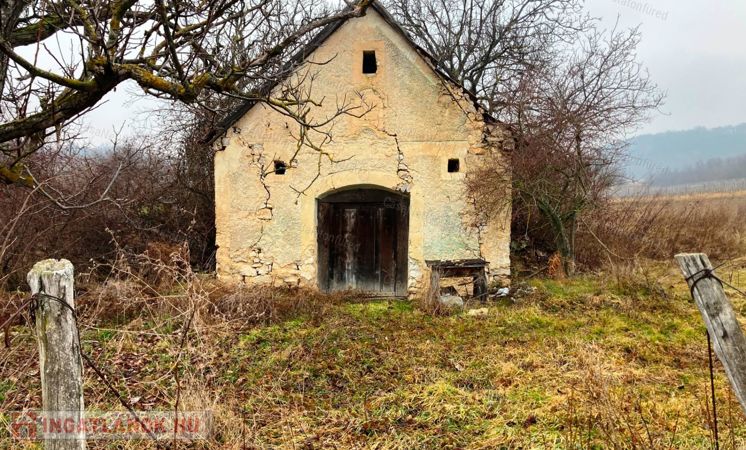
[426,259,488,300]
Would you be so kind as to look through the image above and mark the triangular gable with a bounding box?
[205,0,494,145]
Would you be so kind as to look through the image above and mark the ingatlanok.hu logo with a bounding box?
[8,410,212,441]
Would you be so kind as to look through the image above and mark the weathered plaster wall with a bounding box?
[214,9,512,295]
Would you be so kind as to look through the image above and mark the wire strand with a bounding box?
[30,292,162,445]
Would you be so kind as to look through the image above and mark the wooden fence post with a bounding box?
[27,259,86,450]
[676,253,746,415]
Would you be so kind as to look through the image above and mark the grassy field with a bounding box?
[4,260,746,449]
[578,191,746,266]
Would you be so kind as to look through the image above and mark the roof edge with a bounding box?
[205,0,498,146]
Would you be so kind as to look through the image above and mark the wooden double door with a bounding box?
[317,189,409,296]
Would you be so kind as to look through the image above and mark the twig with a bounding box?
[172,307,196,447]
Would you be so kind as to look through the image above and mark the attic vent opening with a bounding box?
[447,158,460,173]
[274,160,287,175]
[362,51,377,74]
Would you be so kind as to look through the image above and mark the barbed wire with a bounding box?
[2,292,162,445]
[691,259,746,299]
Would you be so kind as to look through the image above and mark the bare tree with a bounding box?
[0,0,373,185]
[0,133,192,288]
[391,0,664,274]
[386,0,589,116]
[511,26,662,273]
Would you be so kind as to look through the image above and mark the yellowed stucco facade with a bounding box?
[213,5,512,297]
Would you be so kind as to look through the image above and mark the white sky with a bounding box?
[79,0,746,143]
[583,0,746,135]
[80,81,165,146]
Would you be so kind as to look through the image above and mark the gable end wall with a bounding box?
[214,9,511,296]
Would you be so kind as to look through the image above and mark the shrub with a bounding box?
[576,193,746,268]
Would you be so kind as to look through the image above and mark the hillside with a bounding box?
[626,124,746,181]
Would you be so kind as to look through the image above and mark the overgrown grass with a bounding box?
[578,192,746,268]
[3,260,746,448]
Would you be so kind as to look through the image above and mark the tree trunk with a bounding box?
[536,198,576,276]
[0,0,29,98]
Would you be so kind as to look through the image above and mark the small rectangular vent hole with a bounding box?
[362,51,377,74]
[447,158,460,173]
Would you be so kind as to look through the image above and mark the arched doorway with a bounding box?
[317,187,409,296]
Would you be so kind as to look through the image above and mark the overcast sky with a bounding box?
[81,0,746,144]
[584,0,746,135]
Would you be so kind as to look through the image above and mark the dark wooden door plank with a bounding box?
[317,191,409,296]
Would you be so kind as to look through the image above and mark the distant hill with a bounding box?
[625,123,746,182]
[648,153,746,186]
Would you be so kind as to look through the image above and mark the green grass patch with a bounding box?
[0,380,12,404]
[3,269,743,448]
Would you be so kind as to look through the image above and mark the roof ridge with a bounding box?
[205,0,494,146]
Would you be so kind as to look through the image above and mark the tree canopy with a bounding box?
[0,0,372,184]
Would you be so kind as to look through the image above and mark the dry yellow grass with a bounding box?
[3,259,746,448]
[614,189,746,203]
[579,192,746,267]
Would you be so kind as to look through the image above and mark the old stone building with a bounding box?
[211,1,512,297]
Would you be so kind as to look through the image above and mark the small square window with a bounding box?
[274,160,287,175]
[447,158,460,173]
[362,51,377,74]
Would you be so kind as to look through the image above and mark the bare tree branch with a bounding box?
[0,0,374,184]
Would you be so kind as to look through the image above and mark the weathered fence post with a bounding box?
[27,259,86,449]
[676,253,746,415]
